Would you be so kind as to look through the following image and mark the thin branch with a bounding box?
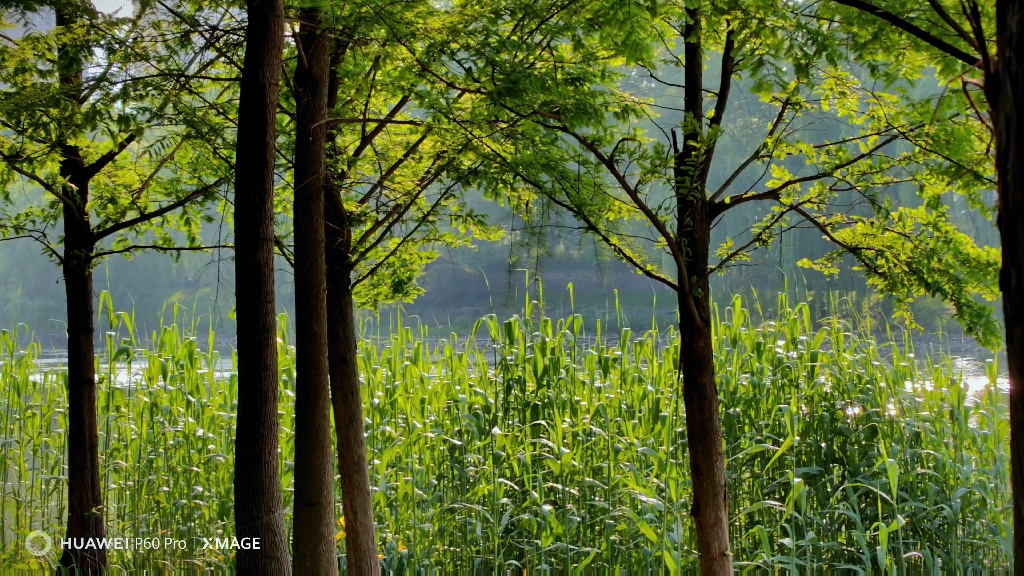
[541,175,679,291]
[275,237,295,268]
[831,0,981,67]
[0,153,80,218]
[351,176,465,285]
[324,117,424,127]
[350,168,445,264]
[924,0,979,51]
[708,96,791,202]
[84,134,137,178]
[93,176,228,240]
[132,137,186,201]
[705,201,804,277]
[356,131,432,205]
[711,135,899,218]
[93,244,232,259]
[790,204,885,277]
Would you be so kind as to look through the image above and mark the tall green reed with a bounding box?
[0,290,1010,573]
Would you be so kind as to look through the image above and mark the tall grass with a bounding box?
[0,291,1010,572]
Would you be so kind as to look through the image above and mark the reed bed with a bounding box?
[0,291,1010,572]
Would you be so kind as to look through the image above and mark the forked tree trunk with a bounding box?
[59,201,105,573]
[326,262,380,575]
[291,8,338,574]
[992,1,1024,570]
[674,4,732,571]
[232,0,290,570]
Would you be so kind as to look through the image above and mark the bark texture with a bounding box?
[233,0,290,570]
[326,248,379,575]
[323,42,381,573]
[674,205,732,574]
[672,7,732,572]
[55,4,106,571]
[291,9,338,574]
[992,1,1024,570]
[59,184,105,573]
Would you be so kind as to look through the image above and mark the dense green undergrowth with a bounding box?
[0,292,1011,573]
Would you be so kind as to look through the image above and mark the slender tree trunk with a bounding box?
[673,5,732,571]
[326,260,380,575]
[291,9,338,574]
[992,1,1024,570]
[675,221,731,574]
[54,4,105,571]
[678,320,730,570]
[323,37,379,572]
[233,0,290,570]
[59,195,105,573]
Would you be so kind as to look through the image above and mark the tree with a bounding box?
[269,6,498,569]
[994,3,1024,568]
[231,0,291,570]
[810,0,1023,563]
[410,0,1001,569]
[0,2,231,570]
[289,6,337,573]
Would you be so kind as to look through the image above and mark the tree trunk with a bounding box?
[323,36,379,573]
[59,200,105,573]
[675,199,731,573]
[326,262,380,575]
[291,9,338,574]
[676,242,732,575]
[992,1,1024,570]
[55,4,106,570]
[673,4,732,571]
[233,0,290,570]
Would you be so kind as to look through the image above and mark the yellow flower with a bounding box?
[397,540,406,552]
[335,515,346,541]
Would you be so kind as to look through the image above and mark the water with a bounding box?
[7,327,1008,396]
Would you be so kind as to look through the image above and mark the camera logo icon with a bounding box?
[25,531,52,556]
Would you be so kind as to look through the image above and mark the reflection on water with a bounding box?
[29,349,234,390]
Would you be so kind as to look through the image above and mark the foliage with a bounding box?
[0,291,1009,571]
[418,0,1003,345]
[0,4,233,262]
[257,0,505,306]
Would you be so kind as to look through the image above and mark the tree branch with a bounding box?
[0,153,80,218]
[84,133,137,179]
[93,176,228,240]
[351,176,465,286]
[710,135,899,219]
[831,0,981,67]
[324,117,424,127]
[356,131,432,205]
[92,243,232,259]
[708,96,791,203]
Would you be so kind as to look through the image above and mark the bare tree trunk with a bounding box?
[673,5,732,571]
[59,197,105,573]
[675,201,732,573]
[992,1,1024,570]
[233,0,290,570]
[291,8,338,574]
[676,232,732,575]
[326,261,380,575]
